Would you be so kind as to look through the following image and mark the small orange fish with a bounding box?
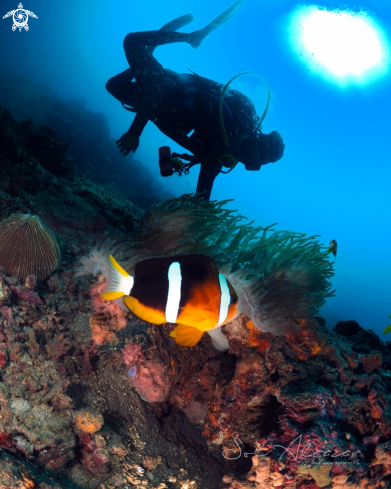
[101,254,239,348]
[327,239,337,259]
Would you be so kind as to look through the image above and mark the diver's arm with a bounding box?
[128,112,149,137]
[116,113,149,156]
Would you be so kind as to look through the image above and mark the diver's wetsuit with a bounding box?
[106,56,241,198]
[106,3,276,199]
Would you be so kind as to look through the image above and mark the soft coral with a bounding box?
[89,276,127,345]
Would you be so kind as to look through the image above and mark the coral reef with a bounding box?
[0,213,61,281]
[0,103,230,488]
[1,103,391,489]
[109,316,391,488]
[0,73,171,208]
[0,103,142,234]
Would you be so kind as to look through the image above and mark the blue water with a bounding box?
[1,0,390,337]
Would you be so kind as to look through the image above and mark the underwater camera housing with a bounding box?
[158,147,198,177]
[159,146,174,177]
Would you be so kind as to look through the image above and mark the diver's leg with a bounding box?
[196,162,221,200]
[125,0,245,68]
[147,13,195,56]
[159,13,194,33]
[125,0,246,62]
[189,0,246,49]
[124,30,197,69]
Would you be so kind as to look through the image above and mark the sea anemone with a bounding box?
[0,214,60,281]
[73,195,335,335]
[71,236,117,280]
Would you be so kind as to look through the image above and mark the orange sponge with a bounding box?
[74,411,103,434]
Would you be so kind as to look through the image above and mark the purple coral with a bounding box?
[127,366,137,377]
[12,285,43,306]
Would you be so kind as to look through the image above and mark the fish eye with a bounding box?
[231,296,238,304]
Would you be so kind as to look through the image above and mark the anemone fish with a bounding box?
[102,254,239,348]
[327,239,337,259]
[383,315,391,335]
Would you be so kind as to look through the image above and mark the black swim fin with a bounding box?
[189,0,246,49]
[159,13,195,33]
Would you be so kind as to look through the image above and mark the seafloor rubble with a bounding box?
[0,104,391,489]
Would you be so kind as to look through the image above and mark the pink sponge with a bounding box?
[122,343,142,365]
[122,343,172,403]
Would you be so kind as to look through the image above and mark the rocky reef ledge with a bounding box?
[0,105,391,489]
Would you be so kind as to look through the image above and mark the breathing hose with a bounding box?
[219,71,271,173]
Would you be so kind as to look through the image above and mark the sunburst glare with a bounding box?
[288,6,390,86]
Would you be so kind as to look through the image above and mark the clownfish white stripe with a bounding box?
[218,273,230,325]
[165,262,182,323]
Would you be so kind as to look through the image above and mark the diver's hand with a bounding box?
[116,132,139,156]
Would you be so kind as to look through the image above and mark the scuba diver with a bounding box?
[106,0,285,200]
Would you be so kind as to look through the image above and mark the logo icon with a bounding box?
[3,3,38,32]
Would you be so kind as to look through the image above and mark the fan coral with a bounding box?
[73,195,335,335]
[0,214,60,281]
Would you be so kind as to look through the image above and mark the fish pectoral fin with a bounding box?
[207,327,230,351]
[169,324,204,347]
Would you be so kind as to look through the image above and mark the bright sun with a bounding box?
[289,6,390,85]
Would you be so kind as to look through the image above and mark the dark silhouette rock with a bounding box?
[334,319,364,336]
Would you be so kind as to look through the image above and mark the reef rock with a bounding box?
[0,73,171,208]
